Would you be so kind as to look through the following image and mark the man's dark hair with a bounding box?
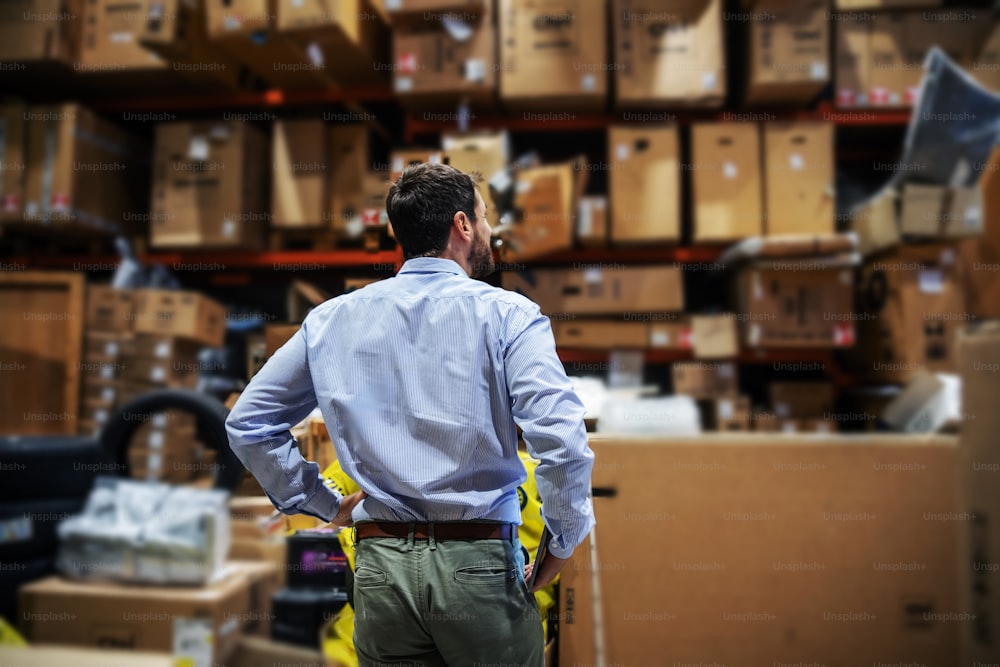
[386,162,482,259]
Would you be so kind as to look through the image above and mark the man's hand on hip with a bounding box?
[330,490,368,527]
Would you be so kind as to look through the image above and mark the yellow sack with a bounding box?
[318,451,557,667]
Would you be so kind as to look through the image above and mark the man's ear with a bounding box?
[453,210,471,235]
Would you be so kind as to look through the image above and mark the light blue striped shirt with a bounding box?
[226,257,595,558]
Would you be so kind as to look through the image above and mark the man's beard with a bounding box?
[467,231,495,279]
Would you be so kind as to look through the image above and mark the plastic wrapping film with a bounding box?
[56,476,230,585]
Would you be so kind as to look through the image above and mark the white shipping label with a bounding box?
[149,431,165,450]
[965,205,982,229]
[208,125,229,141]
[717,364,734,379]
[155,341,170,358]
[718,399,734,421]
[811,62,827,80]
[101,387,115,402]
[293,0,304,6]
[188,136,209,161]
[100,365,113,379]
[578,203,592,235]
[584,268,602,284]
[702,72,717,90]
[940,247,956,266]
[650,330,670,347]
[105,342,119,356]
[174,617,213,667]
[789,154,805,171]
[96,409,108,423]
[752,271,763,301]
[110,31,134,43]
[149,452,163,471]
[919,270,944,294]
[581,74,596,91]
[392,157,404,172]
[386,0,401,8]
[782,421,796,433]
[723,161,737,179]
[222,219,236,237]
[429,153,442,164]
[394,77,413,92]
[748,323,761,346]
[152,413,168,428]
[465,59,486,82]
[616,143,629,161]
[151,366,166,382]
[775,402,790,418]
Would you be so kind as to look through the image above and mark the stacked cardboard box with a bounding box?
[0,0,81,65]
[0,103,27,222]
[80,287,136,435]
[498,0,607,110]
[608,126,681,243]
[613,0,726,108]
[78,0,165,71]
[23,104,145,233]
[272,120,329,229]
[441,131,509,225]
[507,158,586,261]
[691,124,763,241]
[328,124,377,238]
[126,411,205,484]
[151,120,269,248]
[760,381,838,432]
[698,394,753,432]
[745,1,830,105]
[763,122,835,236]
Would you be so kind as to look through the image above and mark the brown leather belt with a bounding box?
[354,521,517,541]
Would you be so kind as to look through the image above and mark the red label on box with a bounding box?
[51,193,70,211]
[834,323,855,346]
[398,53,418,73]
[2,194,19,212]
[362,208,380,226]
[836,88,856,107]
[679,326,693,349]
[869,86,891,106]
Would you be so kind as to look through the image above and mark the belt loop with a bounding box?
[428,522,436,551]
[351,525,358,547]
[509,523,515,545]
[407,522,415,552]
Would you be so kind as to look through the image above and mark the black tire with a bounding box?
[0,497,87,563]
[0,556,54,624]
[99,388,245,492]
[0,436,106,502]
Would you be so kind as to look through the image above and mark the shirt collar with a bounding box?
[397,257,468,277]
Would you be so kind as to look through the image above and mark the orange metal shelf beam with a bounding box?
[88,85,397,113]
[12,248,404,271]
[511,245,726,266]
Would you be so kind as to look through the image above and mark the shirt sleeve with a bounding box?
[226,323,341,522]
[505,305,595,559]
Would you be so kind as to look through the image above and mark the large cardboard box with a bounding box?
[122,357,200,389]
[327,125,369,235]
[133,289,227,348]
[868,12,906,106]
[959,147,1000,319]
[763,122,834,236]
[613,0,726,107]
[0,646,173,667]
[392,1,496,106]
[851,187,901,256]
[561,434,960,666]
[736,263,856,347]
[691,123,763,242]
[272,120,328,228]
[852,246,965,383]
[902,11,989,108]
[0,103,26,221]
[957,321,1000,666]
[503,266,684,315]
[86,286,135,333]
[441,132,509,220]
[690,314,739,358]
[672,361,738,397]
[553,321,649,349]
[151,120,268,249]
[79,0,165,70]
[25,104,144,232]
[608,125,680,243]
[0,0,81,63]
[649,319,693,350]
[834,12,873,107]
[900,183,983,240]
[508,161,579,261]
[18,562,268,664]
[131,334,202,361]
[769,381,835,418]
[498,0,608,110]
[745,1,829,105]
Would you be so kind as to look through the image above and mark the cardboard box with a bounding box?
[902,11,988,108]
[698,394,752,431]
[265,323,301,358]
[18,562,267,664]
[390,148,447,183]
[900,183,983,240]
[770,381,835,418]
[227,636,327,667]
[128,445,198,483]
[957,321,1000,666]
[649,319,693,350]
[327,125,369,235]
[509,161,579,261]
[79,356,126,385]
[133,290,227,348]
[672,361,738,397]
[834,12,873,107]
[958,147,1000,319]
[851,187,901,256]
[690,314,739,359]
[205,0,272,36]
[576,196,607,246]
[0,0,80,63]
[499,0,607,110]
[745,1,829,105]
[122,357,200,389]
[0,646,173,667]
[272,120,328,228]
[0,103,26,221]
[608,125,680,243]
[852,246,964,383]
[737,265,856,347]
[613,0,726,107]
[502,266,685,315]
[151,120,268,249]
[131,334,202,362]
[560,434,960,665]
[383,0,487,15]
[392,1,496,106]
[868,12,906,106]
[441,132,509,220]
[80,0,165,69]
[554,321,649,349]
[691,123,763,242]
[763,122,835,236]
[86,286,136,333]
[25,104,144,231]
[84,331,134,361]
